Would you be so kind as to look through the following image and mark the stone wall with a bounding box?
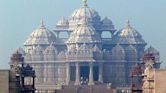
[154,69,166,93]
[0,70,9,93]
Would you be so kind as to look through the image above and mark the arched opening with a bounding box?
[80,66,89,81]
[59,32,69,38]
[101,31,112,39]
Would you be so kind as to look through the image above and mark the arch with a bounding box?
[59,32,69,38]
[101,31,112,38]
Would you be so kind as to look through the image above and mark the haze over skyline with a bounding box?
[0,0,166,69]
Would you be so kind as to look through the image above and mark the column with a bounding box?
[88,62,94,85]
[66,63,70,85]
[57,32,60,39]
[98,63,103,83]
[75,62,80,85]
[67,32,71,37]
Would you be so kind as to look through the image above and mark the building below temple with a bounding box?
[0,51,35,93]
[142,68,166,93]
[10,0,161,93]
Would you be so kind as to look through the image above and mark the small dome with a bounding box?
[111,44,125,61]
[56,17,69,26]
[102,17,113,25]
[112,20,146,44]
[125,45,137,61]
[44,44,57,61]
[111,44,125,54]
[144,46,160,62]
[11,50,24,62]
[24,20,56,46]
[31,45,44,61]
[145,46,159,55]
[16,48,25,55]
[66,19,101,44]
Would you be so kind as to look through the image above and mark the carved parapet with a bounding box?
[66,50,94,60]
[93,52,103,60]
[57,51,66,60]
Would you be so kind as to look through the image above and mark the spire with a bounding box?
[40,19,45,28]
[79,0,88,26]
[125,19,130,28]
[82,0,88,6]
[82,0,92,26]
[83,8,88,25]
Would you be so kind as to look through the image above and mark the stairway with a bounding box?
[56,84,116,93]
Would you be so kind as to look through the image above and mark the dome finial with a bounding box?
[80,2,89,26]
[40,19,45,28]
[82,0,88,6]
[125,19,130,27]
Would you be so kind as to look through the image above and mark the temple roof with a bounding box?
[112,20,146,44]
[102,17,113,25]
[69,0,101,26]
[24,20,56,46]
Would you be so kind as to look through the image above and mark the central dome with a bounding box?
[70,6,100,21]
[69,0,101,30]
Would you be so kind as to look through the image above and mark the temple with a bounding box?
[14,0,160,93]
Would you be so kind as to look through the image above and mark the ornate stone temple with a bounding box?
[14,0,160,93]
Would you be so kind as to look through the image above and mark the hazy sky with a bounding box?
[0,0,166,69]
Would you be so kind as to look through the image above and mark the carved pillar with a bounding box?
[98,63,103,83]
[88,62,94,85]
[66,63,70,85]
[75,62,80,85]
